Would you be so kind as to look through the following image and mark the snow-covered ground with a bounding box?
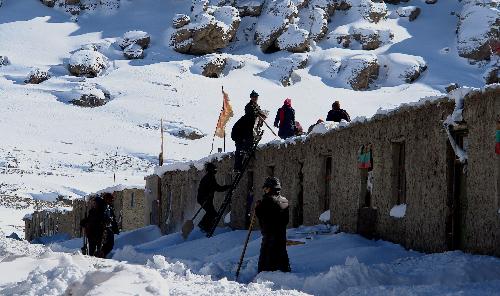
[2,225,500,295]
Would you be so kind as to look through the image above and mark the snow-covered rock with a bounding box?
[236,0,264,17]
[0,55,10,66]
[457,2,499,61]
[396,6,421,22]
[484,63,499,85]
[118,30,151,50]
[351,27,393,50]
[385,53,427,84]
[340,54,379,90]
[170,3,240,55]
[191,53,244,78]
[254,0,298,52]
[310,56,342,80]
[123,44,144,59]
[69,86,108,108]
[276,24,310,52]
[25,68,50,84]
[40,0,56,8]
[259,53,309,86]
[298,7,329,41]
[68,50,108,77]
[173,14,191,29]
[356,0,388,23]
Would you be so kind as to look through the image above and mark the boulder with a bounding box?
[400,60,427,83]
[0,56,10,66]
[259,53,309,86]
[123,44,145,59]
[71,93,108,107]
[173,129,206,140]
[445,83,460,93]
[396,6,421,22]
[484,65,499,85]
[68,50,108,77]
[254,0,298,52]
[40,0,56,7]
[191,53,245,77]
[171,5,240,54]
[352,27,393,50]
[358,0,387,23]
[341,54,379,90]
[276,24,310,52]
[425,0,437,4]
[385,53,427,84]
[457,2,499,61]
[118,30,151,49]
[70,87,108,107]
[298,7,329,41]
[65,0,80,4]
[25,68,50,84]
[173,14,191,29]
[236,0,264,17]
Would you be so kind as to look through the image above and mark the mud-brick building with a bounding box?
[147,86,500,256]
[24,185,148,241]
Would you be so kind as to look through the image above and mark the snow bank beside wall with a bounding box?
[150,86,500,256]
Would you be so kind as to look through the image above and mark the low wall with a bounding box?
[149,86,500,256]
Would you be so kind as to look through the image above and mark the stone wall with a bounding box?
[149,86,500,256]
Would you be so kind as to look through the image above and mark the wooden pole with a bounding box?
[159,119,164,166]
[235,205,257,281]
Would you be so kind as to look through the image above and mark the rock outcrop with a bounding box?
[341,54,379,90]
[191,53,245,78]
[25,68,50,84]
[259,53,309,86]
[123,44,144,59]
[69,86,109,107]
[396,6,421,22]
[170,0,241,55]
[118,31,151,50]
[68,50,108,77]
[276,24,310,52]
[298,6,328,41]
[0,56,10,66]
[236,0,264,17]
[457,1,499,61]
[329,26,393,50]
[254,0,298,52]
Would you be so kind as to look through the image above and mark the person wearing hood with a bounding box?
[255,177,291,273]
[274,98,296,139]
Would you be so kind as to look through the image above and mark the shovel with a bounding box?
[181,202,206,240]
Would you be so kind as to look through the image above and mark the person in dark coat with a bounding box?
[326,101,351,123]
[255,177,291,273]
[197,163,231,232]
[274,98,296,139]
[80,193,119,258]
[232,90,266,172]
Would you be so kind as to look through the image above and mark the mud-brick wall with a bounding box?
[120,189,147,231]
[24,210,75,242]
[462,88,500,255]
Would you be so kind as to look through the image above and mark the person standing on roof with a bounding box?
[231,90,267,172]
[326,101,351,123]
[197,163,231,233]
[255,177,291,273]
[274,98,296,139]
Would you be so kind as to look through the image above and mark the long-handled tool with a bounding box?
[258,114,278,137]
[235,205,257,281]
[181,200,208,240]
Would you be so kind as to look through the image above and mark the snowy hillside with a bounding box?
[0,0,498,233]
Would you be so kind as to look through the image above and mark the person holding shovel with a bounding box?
[255,177,291,273]
[197,163,231,233]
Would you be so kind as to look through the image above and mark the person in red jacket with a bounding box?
[274,98,296,139]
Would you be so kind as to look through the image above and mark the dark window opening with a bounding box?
[266,165,275,177]
[130,192,135,208]
[293,162,304,228]
[319,157,332,213]
[446,129,468,250]
[392,141,406,205]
